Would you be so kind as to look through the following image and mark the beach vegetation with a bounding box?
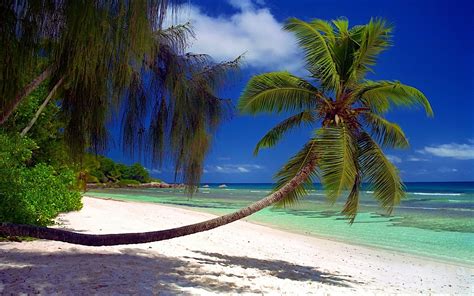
[0,0,239,191]
[0,133,82,226]
[239,17,432,222]
[117,179,142,187]
[0,15,433,245]
[84,155,152,184]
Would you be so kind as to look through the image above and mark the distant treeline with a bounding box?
[84,155,160,186]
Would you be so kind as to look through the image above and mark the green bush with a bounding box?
[117,179,141,186]
[85,155,153,184]
[86,174,99,183]
[122,163,151,183]
[0,133,82,226]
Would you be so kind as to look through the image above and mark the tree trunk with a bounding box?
[20,77,64,136]
[0,160,316,246]
[0,66,53,125]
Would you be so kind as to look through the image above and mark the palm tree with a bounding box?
[0,17,432,245]
[238,17,432,221]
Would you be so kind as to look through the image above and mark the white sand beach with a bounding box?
[0,196,472,295]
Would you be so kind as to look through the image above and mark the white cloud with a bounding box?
[169,0,303,72]
[207,164,263,174]
[237,166,250,172]
[414,169,429,175]
[418,142,474,160]
[228,0,258,10]
[407,156,428,162]
[438,167,458,173]
[386,155,402,164]
[146,168,162,174]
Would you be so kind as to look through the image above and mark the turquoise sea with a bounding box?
[88,182,474,266]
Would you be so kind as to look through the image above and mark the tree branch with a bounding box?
[20,77,64,136]
[0,65,54,125]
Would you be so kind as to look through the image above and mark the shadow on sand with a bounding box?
[187,250,361,287]
[0,246,360,294]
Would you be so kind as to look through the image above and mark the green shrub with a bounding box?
[122,163,151,183]
[117,179,140,186]
[86,175,99,183]
[0,133,82,226]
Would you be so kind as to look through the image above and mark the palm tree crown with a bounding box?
[238,17,433,222]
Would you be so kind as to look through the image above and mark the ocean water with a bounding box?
[88,182,474,266]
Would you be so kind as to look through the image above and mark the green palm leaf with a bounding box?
[284,18,340,91]
[310,19,336,43]
[254,111,316,155]
[358,132,405,213]
[273,139,318,207]
[363,113,409,148]
[349,18,392,82]
[238,72,318,114]
[317,126,357,202]
[341,172,361,224]
[356,80,433,116]
[332,18,350,37]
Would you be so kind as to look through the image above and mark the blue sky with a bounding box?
[107,0,474,183]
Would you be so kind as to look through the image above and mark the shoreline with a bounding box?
[1,196,472,294]
[87,192,474,268]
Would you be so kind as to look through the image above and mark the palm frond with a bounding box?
[356,80,433,116]
[273,139,318,207]
[358,132,405,213]
[332,18,349,36]
[238,72,318,114]
[310,19,335,43]
[341,171,361,224]
[254,111,316,155]
[363,113,409,148]
[317,126,357,202]
[331,26,359,88]
[284,18,340,91]
[349,18,392,81]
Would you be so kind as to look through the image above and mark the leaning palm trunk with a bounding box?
[0,66,53,125]
[20,77,64,136]
[0,161,316,246]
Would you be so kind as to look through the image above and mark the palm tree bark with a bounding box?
[20,77,64,136]
[0,160,316,246]
[0,66,53,125]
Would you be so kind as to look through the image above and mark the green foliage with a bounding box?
[122,163,151,183]
[2,1,239,192]
[238,72,318,114]
[85,155,152,184]
[363,113,409,148]
[356,80,433,116]
[273,140,318,207]
[86,175,99,183]
[253,111,315,155]
[0,133,82,226]
[317,127,357,202]
[357,133,405,212]
[117,179,141,186]
[284,18,340,92]
[3,75,71,169]
[0,133,36,166]
[239,17,433,222]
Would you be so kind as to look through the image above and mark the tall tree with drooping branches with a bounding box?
[0,0,239,189]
